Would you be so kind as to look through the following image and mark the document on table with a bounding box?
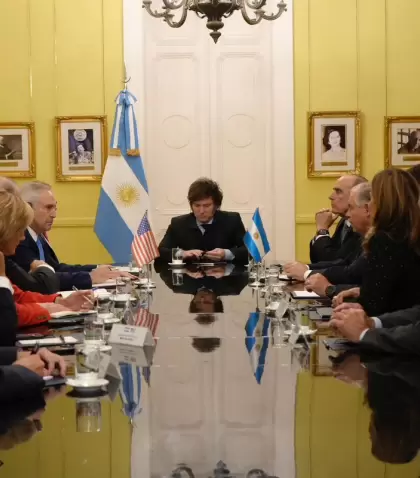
[17,336,79,347]
[291,291,320,299]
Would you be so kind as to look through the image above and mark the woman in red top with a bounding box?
[0,190,92,327]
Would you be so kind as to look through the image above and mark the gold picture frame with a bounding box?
[384,116,420,169]
[308,111,361,178]
[55,116,107,182]
[0,122,36,178]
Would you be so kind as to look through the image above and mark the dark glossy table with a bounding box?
[1,264,420,478]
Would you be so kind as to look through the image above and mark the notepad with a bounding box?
[291,291,320,299]
[50,310,96,318]
[17,336,79,347]
[279,274,293,281]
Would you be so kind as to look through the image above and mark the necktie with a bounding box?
[36,236,45,261]
[340,223,350,244]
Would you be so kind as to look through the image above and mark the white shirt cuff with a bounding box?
[224,249,234,261]
[313,233,330,242]
[35,264,55,273]
[0,276,13,294]
[303,269,312,280]
[371,317,382,329]
[359,328,369,341]
[224,263,235,276]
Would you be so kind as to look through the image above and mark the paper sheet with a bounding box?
[18,336,79,346]
[291,291,320,299]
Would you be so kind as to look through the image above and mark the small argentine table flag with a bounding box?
[244,208,271,262]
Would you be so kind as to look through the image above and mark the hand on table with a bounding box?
[30,260,51,272]
[37,348,67,376]
[182,250,204,260]
[90,267,135,284]
[283,262,308,281]
[13,354,46,377]
[203,248,225,261]
[304,273,332,296]
[205,266,226,279]
[332,287,360,307]
[332,353,367,388]
[315,208,338,231]
[185,270,205,279]
[329,309,374,342]
[55,290,94,311]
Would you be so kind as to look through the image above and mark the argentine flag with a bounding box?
[245,312,270,384]
[244,208,270,263]
[94,89,149,263]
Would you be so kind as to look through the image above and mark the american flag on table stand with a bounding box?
[135,305,159,387]
[131,210,159,267]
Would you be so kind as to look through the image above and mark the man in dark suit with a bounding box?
[158,178,248,263]
[11,181,126,290]
[284,175,368,280]
[303,182,371,297]
[330,304,420,355]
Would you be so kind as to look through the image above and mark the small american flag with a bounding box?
[135,307,159,341]
[131,210,159,266]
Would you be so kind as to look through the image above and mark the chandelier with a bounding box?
[142,0,287,43]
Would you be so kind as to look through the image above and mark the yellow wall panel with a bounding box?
[308,0,358,111]
[55,0,105,115]
[0,0,31,120]
[386,0,420,115]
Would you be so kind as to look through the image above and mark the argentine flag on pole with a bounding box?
[244,208,270,263]
[245,311,270,384]
[94,88,149,263]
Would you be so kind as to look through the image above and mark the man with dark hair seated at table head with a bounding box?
[158,177,248,263]
[189,288,224,315]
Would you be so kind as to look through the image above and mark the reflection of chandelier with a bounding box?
[142,0,287,43]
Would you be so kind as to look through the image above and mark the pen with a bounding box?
[31,341,40,355]
[72,286,95,307]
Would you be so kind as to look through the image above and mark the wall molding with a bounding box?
[53,215,315,228]
[54,217,95,228]
[295,214,315,225]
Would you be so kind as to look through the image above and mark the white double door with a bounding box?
[123,0,295,259]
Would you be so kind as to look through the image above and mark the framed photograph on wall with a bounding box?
[308,111,361,178]
[55,116,107,182]
[0,122,35,178]
[385,116,420,169]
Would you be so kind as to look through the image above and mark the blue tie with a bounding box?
[36,237,45,261]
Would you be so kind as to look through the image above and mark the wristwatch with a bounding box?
[325,285,337,298]
[316,229,329,236]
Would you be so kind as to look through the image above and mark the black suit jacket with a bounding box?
[362,322,420,356]
[378,305,420,329]
[358,232,420,316]
[158,211,248,263]
[322,254,367,286]
[309,218,361,264]
[11,230,93,290]
[0,365,44,402]
[6,258,59,294]
[0,288,18,348]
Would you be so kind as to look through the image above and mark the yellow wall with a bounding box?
[0,0,123,264]
[294,0,420,262]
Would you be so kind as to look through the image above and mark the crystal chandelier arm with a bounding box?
[142,1,169,19]
[260,1,286,20]
[240,5,264,25]
[165,4,188,27]
[161,0,185,11]
[244,0,266,12]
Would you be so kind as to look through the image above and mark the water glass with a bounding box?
[171,248,183,264]
[172,271,184,286]
[76,399,102,433]
[84,312,104,344]
[75,343,101,382]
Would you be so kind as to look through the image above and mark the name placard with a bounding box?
[111,343,155,368]
[108,324,155,347]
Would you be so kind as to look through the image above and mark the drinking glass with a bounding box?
[75,343,101,382]
[76,399,102,433]
[84,312,104,344]
[171,248,183,264]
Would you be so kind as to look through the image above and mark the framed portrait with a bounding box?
[308,111,361,178]
[384,116,420,169]
[55,116,107,182]
[0,122,35,177]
